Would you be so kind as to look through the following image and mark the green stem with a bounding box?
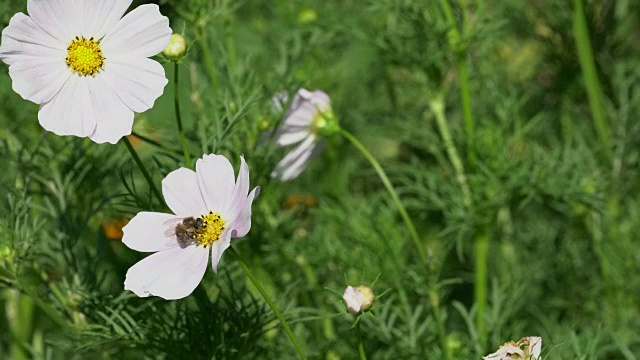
[130,131,181,155]
[8,290,33,360]
[173,62,192,168]
[572,0,610,155]
[429,98,472,208]
[224,16,238,72]
[122,137,164,206]
[340,129,427,265]
[195,27,221,99]
[357,321,367,360]
[229,248,308,360]
[474,228,489,342]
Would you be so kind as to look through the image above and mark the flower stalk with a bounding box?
[228,247,308,360]
[340,129,428,265]
[173,62,192,168]
[122,137,164,206]
[357,321,367,360]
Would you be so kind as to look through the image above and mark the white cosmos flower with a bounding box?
[122,154,260,300]
[271,88,337,181]
[0,0,171,144]
[483,337,542,360]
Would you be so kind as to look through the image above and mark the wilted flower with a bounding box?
[0,0,171,143]
[343,285,375,314]
[123,154,259,300]
[483,337,542,360]
[271,88,339,181]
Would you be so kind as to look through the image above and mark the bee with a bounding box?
[164,216,203,248]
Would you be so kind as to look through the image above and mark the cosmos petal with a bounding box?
[227,156,250,220]
[81,0,132,39]
[101,58,167,113]
[38,76,97,138]
[101,4,171,60]
[7,55,70,104]
[124,245,209,300]
[210,229,232,273]
[122,212,179,252]
[27,0,77,42]
[0,13,66,65]
[230,187,259,238]
[87,76,134,144]
[274,126,310,146]
[271,136,318,181]
[162,168,208,217]
[196,155,236,218]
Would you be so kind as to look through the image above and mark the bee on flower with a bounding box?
[271,88,340,181]
[122,154,259,300]
[0,0,172,143]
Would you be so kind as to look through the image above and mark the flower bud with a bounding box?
[343,285,375,314]
[162,34,187,61]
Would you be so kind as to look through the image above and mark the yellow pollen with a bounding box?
[194,211,226,247]
[65,36,105,76]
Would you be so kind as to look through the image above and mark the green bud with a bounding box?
[162,34,187,61]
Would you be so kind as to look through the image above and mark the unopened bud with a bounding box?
[163,34,187,61]
[343,285,375,314]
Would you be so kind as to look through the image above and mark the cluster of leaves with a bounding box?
[1,0,640,359]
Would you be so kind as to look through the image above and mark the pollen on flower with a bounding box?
[194,211,226,246]
[65,36,105,76]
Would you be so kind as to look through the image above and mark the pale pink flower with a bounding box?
[0,0,171,144]
[343,285,375,314]
[483,337,542,360]
[271,88,336,181]
[123,155,259,300]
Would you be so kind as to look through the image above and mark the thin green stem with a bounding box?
[572,0,610,155]
[173,62,192,168]
[122,137,164,206]
[340,129,427,265]
[474,228,489,342]
[130,131,181,155]
[357,321,367,360]
[430,98,472,208]
[229,248,308,360]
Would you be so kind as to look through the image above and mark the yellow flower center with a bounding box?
[65,36,105,76]
[194,211,226,246]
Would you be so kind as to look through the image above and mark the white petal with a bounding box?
[526,337,542,358]
[101,58,168,113]
[227,156,250,220]
[8,56,70,104]
[80,0,132,39]
[162,168,208,217]
[274,126,310,147]
[124,245,209,300]
[122,212,179,252]
[271,136,318,181]
[230,187,259,239]
[210,229,232,273]
[38,76,97,138]
[27,0,77,42]
[87,76,134,144]
[101,4,171,60]
[0,13,66,65]
[196,155,236,217]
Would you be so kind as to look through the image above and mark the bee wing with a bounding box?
[163,217,182,237]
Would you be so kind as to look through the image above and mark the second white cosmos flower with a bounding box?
[123,154,259,300]
[0,0,172,144]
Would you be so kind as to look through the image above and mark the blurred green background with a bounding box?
[1,0,640,358]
